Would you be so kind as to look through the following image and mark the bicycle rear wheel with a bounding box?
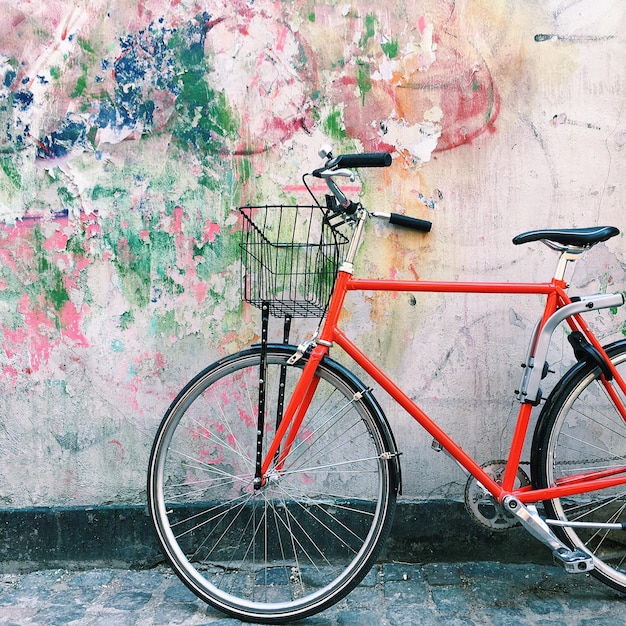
[148,345,399,623]
[532,339,626,593]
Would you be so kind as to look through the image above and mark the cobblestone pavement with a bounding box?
[1,561,625,625]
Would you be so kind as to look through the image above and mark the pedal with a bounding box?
[552,547,594,573]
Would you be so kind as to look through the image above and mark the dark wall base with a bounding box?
[0,500,551,572]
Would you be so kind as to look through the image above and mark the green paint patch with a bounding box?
[362,13,377,47]
[91,185,129,201]
[172,75,236,158]
[57,186,76,208]
[32,228,70,313]
[381,39,399,59]
[50,66,62,80]
[154,309,177,338]
[167,26,237,177]
[71,64,89,98]
[119,311,135,330]
[356,61,372,104]
[0,157,21,189]
[235,157,253,186]
[78,37,95,55]
[323,110,346,140]
[47,272,70,313]
[114,233,151,308]
[308,12,315,22]
[65,232,86,257]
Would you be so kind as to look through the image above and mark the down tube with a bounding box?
[331,328,504,498]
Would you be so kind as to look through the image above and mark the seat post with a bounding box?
[554,247,586,282]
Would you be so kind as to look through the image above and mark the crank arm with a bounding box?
[502,496,594,573]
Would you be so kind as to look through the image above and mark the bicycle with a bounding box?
[147,148,626,624]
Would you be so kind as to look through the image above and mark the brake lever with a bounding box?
[312,167,356,181]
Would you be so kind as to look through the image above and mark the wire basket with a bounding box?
[239,205,349,318]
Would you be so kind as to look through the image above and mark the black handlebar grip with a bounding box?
[334,153,392,168]
[389,213,432,233]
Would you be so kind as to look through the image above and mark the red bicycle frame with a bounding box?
[261,247,626,508]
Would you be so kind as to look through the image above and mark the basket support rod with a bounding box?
[272,316,292,464]
[253,302,270,489]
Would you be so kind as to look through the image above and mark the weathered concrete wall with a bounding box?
[0,0,624,510]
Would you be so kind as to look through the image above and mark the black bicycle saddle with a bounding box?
[512,226,620,248]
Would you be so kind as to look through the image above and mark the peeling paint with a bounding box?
[0,0,623,507]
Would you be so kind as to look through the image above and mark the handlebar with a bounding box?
[376,212,432,233]
[312,150,433,234]
[312,152,392,178]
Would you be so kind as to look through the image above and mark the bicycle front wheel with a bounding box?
[532,339,626,593]
[148,345,399,623]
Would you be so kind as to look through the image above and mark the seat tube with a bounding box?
[503,287,562,492]
[501,403,534,492]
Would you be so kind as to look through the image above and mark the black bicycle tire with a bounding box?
[147,345,399,623]
[531,338,626,593]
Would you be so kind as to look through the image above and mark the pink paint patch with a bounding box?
[73,256,91,272]
[193,281,208,304]
[13,294,57,371]
[58,301,89,347]
[25,298,85,360]
[108,439,126,460]
[298,428,314,443]
[275,25,289,52]
[170,206,184,235]
[42,223,70,252]
[1,366,18,389]
[202,221,220,244]
[417,16,427,35]
[282,183,362,195]
[238,407,255,427]
[205,447,225,465]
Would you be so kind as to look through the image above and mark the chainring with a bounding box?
[464,460,530,530]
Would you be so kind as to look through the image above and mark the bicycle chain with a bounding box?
[516,459,621,466]
[556,457,621,466]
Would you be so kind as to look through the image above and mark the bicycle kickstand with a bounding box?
[501,496,594,573]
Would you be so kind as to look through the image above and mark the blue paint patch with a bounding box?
[3,69,16,88]
[13,91,33,111]
[91,22,180,136]
[36,116,87,159]
[3,13,234,165]
[1,88,32,152]
[111,339,125,353]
